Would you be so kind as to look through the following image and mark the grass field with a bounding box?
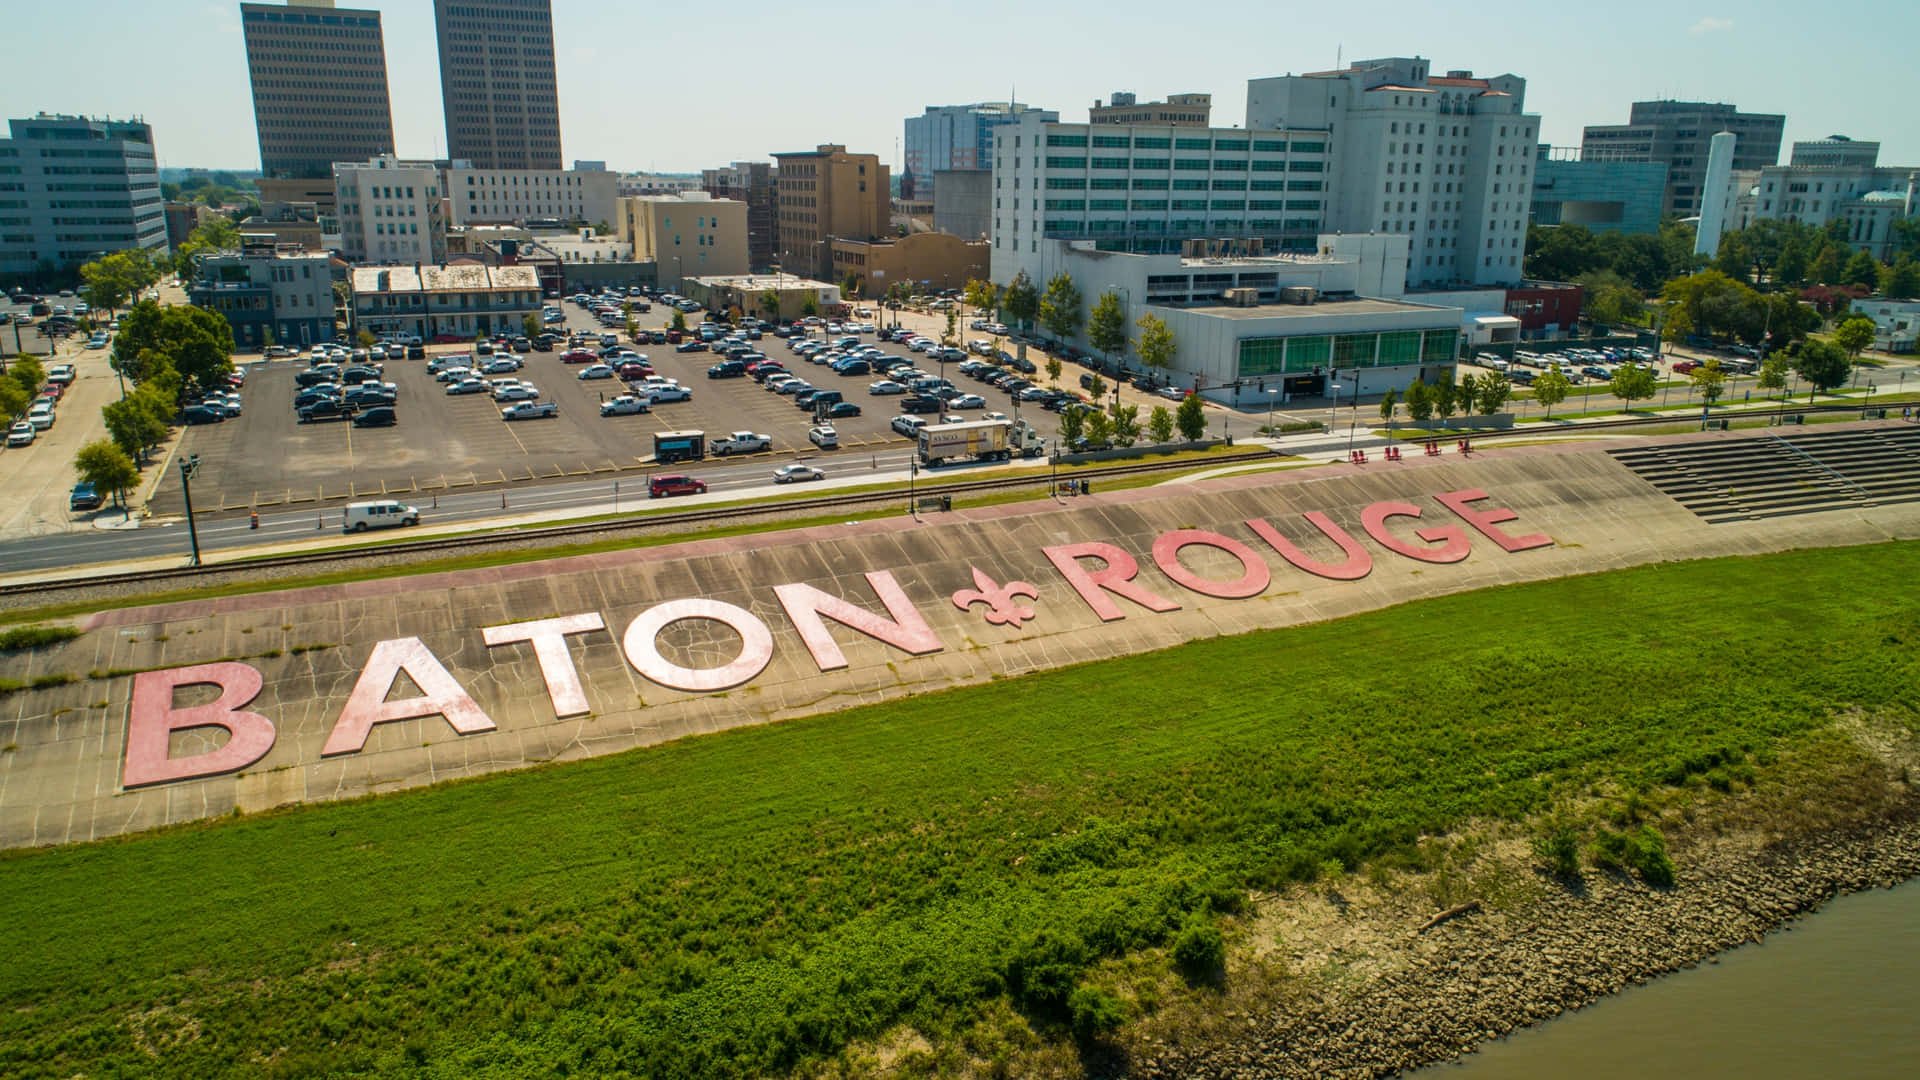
[2,542,1917,1078]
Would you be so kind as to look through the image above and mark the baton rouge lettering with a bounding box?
[122,489,1550,788]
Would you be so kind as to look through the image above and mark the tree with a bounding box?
[1404,378,1433,422]
[963,278,999,322]
[1147,405,1175,443]
[1808,245,1844,286]
[1533,365,1570,419]
[801,294,819,318]
[1774,240,1809,287]
[1044,356,1062,387]
[1109,402,1141,447]
[73,440,138,516]
[1002,270,1040,330]
[1086,290,1127,362]
[523,314,542,340]
[1038,272,1083,344]
[942,307,958,347]
[1133,313,1176,373]
[841,271,862,298]
[1060,405,1085,447]
[8,355,46,398]
[759,289,780,321]
[1757,355,1789,398]
[103,390,171,462]
[1832,315,1876,359]
[1840,250,1882,290]
[1609,361,1657,410]
[1794,338,1851,394]
[1174,390,1206,441]
[1083,409,1113,448]
[1587,283,1647,327]
[1689,357,1726,407]
[1378,387,1398,426]
[1433,370,1457,421]
[1882,258,1920,301]
[79,252,135,317]
[670,308,687,332]
[1474,372,1512,416]
[1086,373,1106,401]
[1458,373,1477,417]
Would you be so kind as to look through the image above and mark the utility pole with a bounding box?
[179,453,204,566]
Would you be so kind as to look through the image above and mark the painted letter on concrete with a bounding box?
[482,613,608,718]
[123,662,277,788]
[775,571,942,672]
[1246,513,1374,580]
[1151,529,1271,599]
[1434,489,1553,552]
[323,638,496,756]
[1042,542,1181,622]
[622,599,775,692]
[1360,501,1471,564]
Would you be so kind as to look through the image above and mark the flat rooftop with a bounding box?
[1178,296,1451,320]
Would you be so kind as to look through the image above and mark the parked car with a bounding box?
[600,394,651,416]
[342,499,419,533]
[649,383,692,403]
[560,348,598,363]
[675,340,709,353]
[69,482,104,510]
[352,406,398,428]
[482,357,522,375]
[5,420,34,447]
[445,378,490,396]
[900,395,942,414]
[868,379,907,396]
[773,463,826,485]
[493,384,541,402]
[649,474,707,498]
[578,364,617,380]
[711,431,772,456]
[822,401,862,419]
[501,401,559,421]
[295,400,352,423]
[808,424,839,449]
[891,415,928,437]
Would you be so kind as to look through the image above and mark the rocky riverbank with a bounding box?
[1125,780,1920,1079]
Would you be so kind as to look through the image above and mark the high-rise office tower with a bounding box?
[240,0,396,178]
[1581,101,1784,219]
[433,0,563,170]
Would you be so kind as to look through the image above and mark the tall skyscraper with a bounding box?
[433,0,563,170]
[1581,101,1784,219]
[240,1,395,179]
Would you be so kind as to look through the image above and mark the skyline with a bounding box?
[3,0,1916,174]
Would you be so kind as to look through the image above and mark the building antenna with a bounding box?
[1336,44,1342,70]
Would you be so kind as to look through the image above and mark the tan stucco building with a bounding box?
[683,273,843,322]
[615,192,748,287]
[829,232,990,298]
[772,144,890,281]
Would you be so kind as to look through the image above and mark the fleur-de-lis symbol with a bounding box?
[952,567,1040,628]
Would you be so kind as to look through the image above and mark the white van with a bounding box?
[342,500,420,533]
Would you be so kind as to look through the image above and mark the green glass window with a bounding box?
[1088,199,1127,210]
[1086,220,1127,234]
[1175,138,1212,150]
[1044,219,1082,232]
[1422,328,1458,362]
[1045,177,1086,190]
[1091,134,1130,148]
[1292,141,1326,153]
[1249,200,1285,210]
[1287,179,1323,191]
[1044,199,1085,211]
[1134,136,1172,149]
[1174,159,1211,171]
[1283,218,1320,230]
[1378,331,1423,365]
[1288,160,1324,172]
[1249,219,1283,231]
[1046,156,1086,169]
[1131,177,1169,190]
[1171,199,1208,210]
[1047,134,1088,147]
[1211,199,1245,210]
[1286,199,1322,210]
[1132,220,1165,233]
[1210,179,1246,191]
[1238,338,1286,377]
[1214,138,1249,151]
[1210,219,1243,232]
[1090,177,1128,190]
[1091,157,1130,169]
[1333,333,1375,368]
[1252,139,1287,152]
[1251,160,1286,172]
[1131,199,1168,211]
[1131,158,1170,171]
[1251,180,1285,191]
[1172,179,1208,190]
[1213,159,1248,171]
[1285,335,1330,372]
[1169,218,1206,231]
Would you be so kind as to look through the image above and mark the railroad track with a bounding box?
[0,451,1280,600]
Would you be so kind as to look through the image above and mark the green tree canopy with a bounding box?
[73,440,139,510]
[1044,356,1062,387]
[1038,272,1084,343]
[1880,258,1920,301]
[1757,355,1789,397]
[1808,245,1844,286]
[1831,316,1876,359]
[1174,389,1206,441]
[103,388,173,461]
[1840,250,1883,290]
[1133,313,1176,372]
[111,300,235,398]
[1608,361,1658,409]
[0,379,27,421]
[962,279,999,319]
[1688,358,1727,406]
[1147,405,1175,443]
[1532,365,1570,419]
[1404,377,1433,422]
[1002,271,1040,330]
[1474,373,1512,416]
[1086,291,1127,360]
[1793,338,1851,392]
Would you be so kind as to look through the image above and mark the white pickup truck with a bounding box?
[710,430,772,456]
[501,401,558,421]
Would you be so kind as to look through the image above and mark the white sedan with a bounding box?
[649,384,692,403]
[493,384,541,402]
[773,463,827,484]
[949,394,986,409]
[6,420,34,447]
[578,364,617,380]
[868,380,907,396]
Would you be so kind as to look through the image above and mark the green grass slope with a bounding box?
[3,542,1917,1078]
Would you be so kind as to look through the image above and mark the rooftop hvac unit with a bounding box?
[1221,287,1260,306]
[1279,286,1319,305]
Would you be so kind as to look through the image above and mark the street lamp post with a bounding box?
[1328,379,1339,435]
[1266,387,1277,436]
[179,453,204,567]
[1347,372,1360,455]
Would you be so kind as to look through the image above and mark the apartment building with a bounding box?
[0,114,166,280]
[772,144,889,281]
[1581,101,1784,218]
[445,165,618,227]
[333,156,447,264]
[188,239,335,348]
[1245,57,1539,287]
[240,1,395,179]
[433,0,562,169]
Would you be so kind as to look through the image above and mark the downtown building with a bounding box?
[434,0,562,170]
[701,161,778,270]
[772,144,889,282]
[332,156,447,265]
[1721,137,1918,261]
[903,101,1055,199]
[445,164,618,227]
[1581,100,1784,219]
[240,0,395,179]
[0,114,166,281]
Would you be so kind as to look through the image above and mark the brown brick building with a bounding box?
[433,0,563,169]
[240,1,396,178]
[772,145,889,282]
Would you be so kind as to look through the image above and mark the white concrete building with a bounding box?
[1724,137,1918,261]
[349,263,540,340]
[333,155,447,264]
[445,165,617,227]
[987,112,1332,282]
[1849,297,1920,354]
[0,114,166,280]
[1245,57,1538,288]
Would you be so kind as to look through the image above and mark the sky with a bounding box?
[5,0,1917,175]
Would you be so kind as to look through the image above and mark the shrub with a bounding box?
[1171,917,1224,980]
[0,625,82,652]
[1534,822,1581,879]
[1005,928,1089,1012]
[1589,825,1676,888]
[1067,985,1126,1039]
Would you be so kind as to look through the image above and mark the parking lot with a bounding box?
[150,298,1077,515]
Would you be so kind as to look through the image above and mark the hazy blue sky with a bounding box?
[5,0,1915,174]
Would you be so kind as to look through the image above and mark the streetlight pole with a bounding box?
[179,453,204,567]
[1347,372,1360,455]
[1266,387,1277,436]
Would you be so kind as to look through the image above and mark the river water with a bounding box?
[1412,878,1920,1079]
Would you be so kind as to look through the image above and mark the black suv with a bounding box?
[900,394,942,414]
[352,406,397,428]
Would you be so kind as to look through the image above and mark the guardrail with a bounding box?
[0,451,1280,601]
